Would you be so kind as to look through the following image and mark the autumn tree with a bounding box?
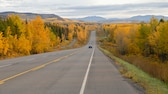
[0,17,7,33]
[15,34,31,55]
[0,32,4,55]
[3,26,12,56]
[28,16,50,53]
[127,25,141,55]
[0,30,10,56]
[68,23,75,41]
[76,25,88,44]
[6,15,25,37]
[157,21,168,61]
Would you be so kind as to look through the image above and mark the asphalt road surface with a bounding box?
[0,31,142,94]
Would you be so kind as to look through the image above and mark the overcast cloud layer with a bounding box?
[0,0,168,18]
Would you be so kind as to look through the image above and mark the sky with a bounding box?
[0,0,168,18]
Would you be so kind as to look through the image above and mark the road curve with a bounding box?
[0,31,142,94]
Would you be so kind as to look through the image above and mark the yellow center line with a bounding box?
[0,51,78,85]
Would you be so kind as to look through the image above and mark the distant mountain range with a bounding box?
[127,15,168,22]
[0,11,65,21]
[72,15,168,23]
[72,16,106,22]
[1,12,168,23]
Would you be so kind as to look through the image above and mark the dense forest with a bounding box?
[99,17,168,83]
[0,15,92,58]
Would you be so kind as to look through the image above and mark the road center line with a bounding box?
[79,47,95,94]
[0,51,78,85]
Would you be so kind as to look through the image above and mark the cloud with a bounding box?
[56,2,168,18]
[0,1,168,18]
[60,2,168,11]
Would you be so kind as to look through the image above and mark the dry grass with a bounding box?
[118,55,168,83]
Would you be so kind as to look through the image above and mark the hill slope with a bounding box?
[0,11,65,21]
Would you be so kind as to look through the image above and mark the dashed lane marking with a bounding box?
[0,51,78,85]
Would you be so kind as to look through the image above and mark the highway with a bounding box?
[0,31,142,94]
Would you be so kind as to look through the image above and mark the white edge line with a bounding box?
[0,64,12,68]
[79,47,95,94]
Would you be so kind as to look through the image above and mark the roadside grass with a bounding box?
[99,47,168,94]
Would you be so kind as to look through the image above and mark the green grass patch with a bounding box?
[99,47,168,94]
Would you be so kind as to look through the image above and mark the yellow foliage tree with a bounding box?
[15,34,31,55]
[0,32,4,55]
[2,38,9,55]
[68,24,75,41]
[30,16,50,53]
[7,15,25,37]
[4,26,13,56]
[157,21,168,61]
[0,32,9,56]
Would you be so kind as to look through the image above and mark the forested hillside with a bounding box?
[99,17,168,83]
[0,15,93,58]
